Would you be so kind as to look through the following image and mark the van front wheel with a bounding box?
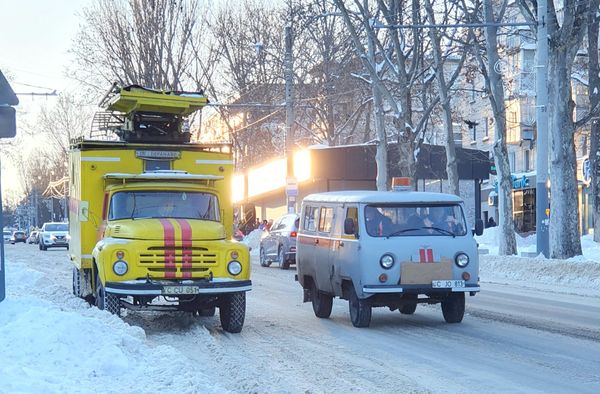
[311,282,333,318]
[441,292,465,323]
[348,285,371,328]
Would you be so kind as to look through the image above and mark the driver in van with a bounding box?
[365,206,392,236]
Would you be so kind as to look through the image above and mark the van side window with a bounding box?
[345,207,358,235]
[318,207,333,233]
[303,206,319,232]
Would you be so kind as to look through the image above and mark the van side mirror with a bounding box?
[473,219,484,236]
[343,218,355,235]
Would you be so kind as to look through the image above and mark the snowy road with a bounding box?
[4,243,600,393]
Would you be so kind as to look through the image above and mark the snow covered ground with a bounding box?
[1,229,600,393]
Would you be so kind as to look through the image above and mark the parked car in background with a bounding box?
[259,213,299,270]
[27,231,39,244]
[3,230,11,243]
[10,231,27,244]
[38,222,69,250]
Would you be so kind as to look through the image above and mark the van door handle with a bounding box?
[315,239,319,245]
[339,241,344,247]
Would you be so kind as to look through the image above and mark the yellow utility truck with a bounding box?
[69,85,251,333]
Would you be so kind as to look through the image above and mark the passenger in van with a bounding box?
[365,206,392,236]
[425,207,459,233]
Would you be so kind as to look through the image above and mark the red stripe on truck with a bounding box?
[176,219,193,279]
[160,219,177,279]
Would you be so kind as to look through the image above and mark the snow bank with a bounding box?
[475,226,536,256]
[241,229,266,256]
[0,259,227,393]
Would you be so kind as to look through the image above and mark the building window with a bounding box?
[509,152,516,172]
[524,150,530,172]
[484,118,490,138]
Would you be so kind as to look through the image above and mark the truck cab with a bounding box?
[69,85,251,333]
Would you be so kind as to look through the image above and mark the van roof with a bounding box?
[302,190,463,204]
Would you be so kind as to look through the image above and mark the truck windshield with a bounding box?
[109,191,221,221]
[364,204,467,237]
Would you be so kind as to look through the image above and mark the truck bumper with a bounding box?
[105,278,252,296]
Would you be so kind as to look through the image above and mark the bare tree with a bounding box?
[71,0,203,93]
[588,0,600,242]
[463,0,517,255]
[519,0,589,258]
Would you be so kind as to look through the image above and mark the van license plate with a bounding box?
[432,280,465,288]
[162,286,201,295]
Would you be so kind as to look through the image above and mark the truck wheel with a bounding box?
[219,292,246,333]
[441,292,465,323]
[259,248,269,267]
[198,307,216,317]
[95,280,121,316]
[278,248,289,270]
[400,294,417,315]
[348,285,371,328]
[311,282,333,318]
[72,267,82,297]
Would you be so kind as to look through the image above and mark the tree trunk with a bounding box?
[483,0,517,255]
[548,48,582,258]
[588,0,600,242]
[424,0,460,196]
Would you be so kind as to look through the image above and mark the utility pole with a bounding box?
[535,0,550,257]
[284,25,297,213]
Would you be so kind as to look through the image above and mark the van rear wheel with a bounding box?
[348,285,371,328]
[311,282,333,318]
[441,292,465,323]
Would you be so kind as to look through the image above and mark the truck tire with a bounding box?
[441,292,465,323]
[348,285,371,328]
[72,267,82,297]
[198,307,216,317]
[95,280,121,316]
[278,248,289,270]
[311,282,333,318]
[219,292,246,333]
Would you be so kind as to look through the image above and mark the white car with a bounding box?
[39,222,70,251]
[3,230,12,243]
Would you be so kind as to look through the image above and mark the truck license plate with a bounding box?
[162,286,200,295]
[432,280,465,288]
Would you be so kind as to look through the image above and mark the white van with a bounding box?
[296,190,483,328]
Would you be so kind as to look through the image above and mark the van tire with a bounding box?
[441,292,465,323]
[220,292,246,333]
[311,282,333,318]
[400,295,417,314]
[278,248,289,270]
[95,280,120,316]
[348,285,371,328]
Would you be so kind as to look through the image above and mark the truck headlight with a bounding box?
[113,261,128,275]
[380,254,394,269]
[227,261,242,276]
[455,253,469,268]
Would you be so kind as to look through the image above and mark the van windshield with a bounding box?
[364,204,467,237]
[109,190,221,222]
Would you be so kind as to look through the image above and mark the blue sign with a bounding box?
[493,174,531,192]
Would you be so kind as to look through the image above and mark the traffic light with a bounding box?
[0,106,16,138]
[490,164,497,175]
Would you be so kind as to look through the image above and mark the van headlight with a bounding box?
[455,253,469,268]
[113,261,128,276]
[380,254,394,269]
[227,261,242,276]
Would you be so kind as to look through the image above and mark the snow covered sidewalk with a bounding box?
[0,248,227,393]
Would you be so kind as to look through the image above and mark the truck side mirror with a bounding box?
[474,219,484,236]
[343,218,355,235]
